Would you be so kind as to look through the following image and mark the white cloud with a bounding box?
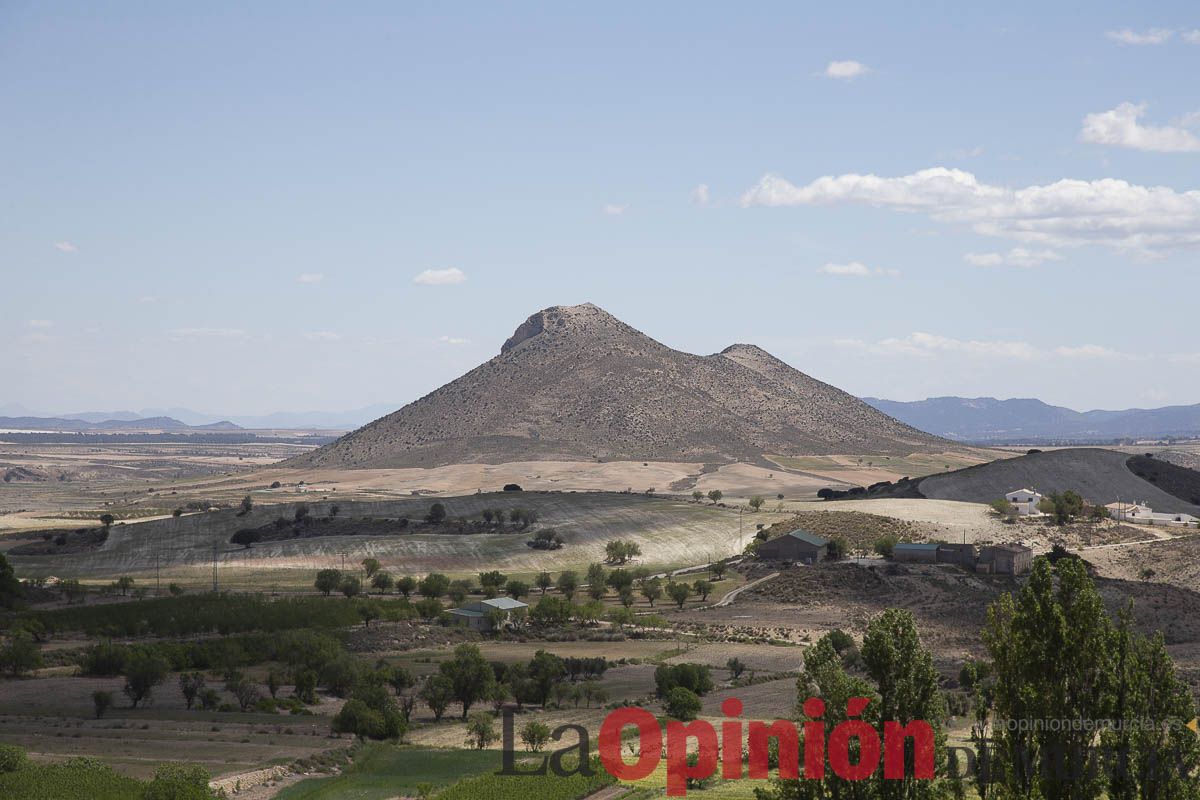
[1106,28,1174,45]
[413,267,467,286]
[818,261,900,277]
[437,335,471,345]
[823,60,870,79]
[168,327,247,341]
[873,332,1039,360]
[137,295,157,304]
[1053,344,1128,359]
[297,273,325,284]
[964,247,1063,267]
[304,331,341,341]
[27,319,54,328]
[691,184,711,207]
[602,204,628,216]
[53,241,78,253]
[1185,30,1200,44]
[1079,103,1200,153]
[741,167,1200,255]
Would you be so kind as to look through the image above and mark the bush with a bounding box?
[654,663,713,697]
[664,686,702,721]
[0,744,28,773]
[503,484,523,492]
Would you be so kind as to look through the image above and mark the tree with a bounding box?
[726,657,746,680]
[825,537,848,561]
[0,630,41,677]
[989,498,1016,519]
[230,529,261,549]
[143,763,217,800]
[179,672,205,709]
[99,513,115,529]
[478,571,506,597]
[371,572,394,594]
[358,601,382,627]
[606,568,634,593]
[521,720,552,752]
[692,579,713,602]
[665,686,702,720]
[333,684,405,740]
[294,504,310,523]
[749,495,765,511]
[618,587,636,608]
[231,678,261,712]
[604,539,642,564]
[505,579,530,600]
[465,712,499,749]
[530,529,564,550]
[706,489,722,504]
[667,581,691,609]
[239,495,254,515]
[123,650,169,708]
[266,669,283,699]
[425,503,447,524]
[339,575,362,598]
[873,535,898,558]
[448,579,472,604]
[115,575,135,596]
[555,570,579,600]
[419,573,451,598]
[332,699,385,740]
[526,650,566,705]
[692,490,704,502]
[314,569,342,596]
[92,690,113,719]
[710,561,727,580]
[534,571,554,595]
[421,674,455,721]
[585,564,607,600]
[361,558,381,577]
[1038,490,1085,525]
[394,576,416,598]
[983,557,1115,800]
[440,644,496,719]
[641,578,663,606]
[386,665,416,696]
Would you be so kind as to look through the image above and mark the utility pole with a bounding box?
[212,538,218,593]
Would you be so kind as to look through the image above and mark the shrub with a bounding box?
[0,744,28,773]
[664,686,702,721]
[654,663,713,697]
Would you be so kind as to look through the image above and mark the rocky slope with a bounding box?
[289,303,950,468]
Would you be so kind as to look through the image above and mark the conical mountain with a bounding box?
[290,303,948,468]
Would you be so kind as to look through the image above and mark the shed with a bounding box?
[892,543,940,563]
[978,543,1033,576]
[936,542,978,568]
[449,596,529,632]
[756,529,828,564]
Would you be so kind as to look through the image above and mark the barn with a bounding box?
[756,529,828,564]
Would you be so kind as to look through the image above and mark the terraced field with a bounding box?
[9,493,783,588]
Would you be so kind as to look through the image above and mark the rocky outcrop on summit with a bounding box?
[289,303,949,469]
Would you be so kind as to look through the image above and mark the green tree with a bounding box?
[706,489,723,504]
[665,686,702,720]
[465,712,499,749]
[1038,490,1085,525]
[526,650,566,705]
[426,502,447,524]
[535,571,554,595]
[521,720,552,752]
[983,556,1115,800]
[371,571,394,594]
[314,568,342,596]
[339,575,362,598]
[641,578,663,607]
[178,672,205,709]
[395,575,416,598]
[448,579,472,604]
[692,579,713,602]
[479,570,506,598]
[556,570,579,600]
[505,579,530,600]
[361,557,381,577]
[873,535,898,558]
[122,650,169,708]
[0,630,41,677]
[421,674,455,721]
[115,575,135,596]
[749,495,765,511]
[92,690,113,719]
[358,601,382,627]
[726,657,746,680]
[419,573,451,598]
[239,495,254,515]
[989,498,1016,518]
[440,644,496,719]
[585,564,607,600]
[667,581,691,609]
[692,490,704,502]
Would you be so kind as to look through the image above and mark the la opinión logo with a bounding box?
[500,696,935,796]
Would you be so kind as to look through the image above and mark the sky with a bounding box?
[3,1,1199,417]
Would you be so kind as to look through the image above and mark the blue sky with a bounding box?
[3,2,1199,416]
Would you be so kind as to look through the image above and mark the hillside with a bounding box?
[865,396,1200,442]
[917,448,1200,514]
[289,303,949,469]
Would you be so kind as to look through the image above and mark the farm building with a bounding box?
[936,542,978,568]
[449,596,529,632]
[892,543,940,563]
[977,543,1033,576]
[1005,488,1044,516]
[756,529,828,564]
[1106,501,1197,527]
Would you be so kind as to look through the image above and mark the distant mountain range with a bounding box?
[863,397,1200,443]
[0,403,398,431]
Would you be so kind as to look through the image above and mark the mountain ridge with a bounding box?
[288,303,951,469]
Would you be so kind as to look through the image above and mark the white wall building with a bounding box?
[1005,488,1044,516]
[1106,501,1198,527]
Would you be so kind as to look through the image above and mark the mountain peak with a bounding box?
[500,302,630,354]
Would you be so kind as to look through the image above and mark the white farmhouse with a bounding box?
[1005,488,1044,516]
[1107,501,1198,527]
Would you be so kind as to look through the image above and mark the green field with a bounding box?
[276,745,502,800]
